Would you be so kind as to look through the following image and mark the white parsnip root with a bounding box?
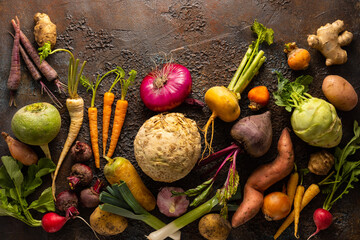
[52,97,84,198]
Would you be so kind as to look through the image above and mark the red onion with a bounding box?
[140,63,192,112]
[157,187,189,217]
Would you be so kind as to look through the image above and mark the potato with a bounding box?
[90,206,127,236]
[198,213,231,240]
[322,75,358,111]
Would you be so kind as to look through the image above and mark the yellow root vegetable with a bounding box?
[34,13,57,48]
[90,206,128,236]
[103,156,156,211]
[307,20,353,66]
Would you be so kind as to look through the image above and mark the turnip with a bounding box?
[11,102,61,160]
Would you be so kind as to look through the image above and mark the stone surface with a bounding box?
[0,0,359,239]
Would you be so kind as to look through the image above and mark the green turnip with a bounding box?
[11,102,61,160]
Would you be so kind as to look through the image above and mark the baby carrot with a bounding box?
[80,70,115,168]
[106,70,137,158]
[102,67,125,156]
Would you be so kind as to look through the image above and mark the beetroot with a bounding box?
[67,163,93,190]
[70,141,92,162]
[80,179,104,208]
[157,187,189,217]
[55,190,79,217]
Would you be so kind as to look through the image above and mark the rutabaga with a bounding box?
[273,71,342,148]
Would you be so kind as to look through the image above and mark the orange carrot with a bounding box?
[88,107,99,167]
[106,70,137,158]
[102,68,125,156]
[80,70,118,168]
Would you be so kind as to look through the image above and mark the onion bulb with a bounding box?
[140,63,192,112]
[262,192,291,221]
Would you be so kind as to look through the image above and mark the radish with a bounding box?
[41,212,68,233]
[307,208,333,240]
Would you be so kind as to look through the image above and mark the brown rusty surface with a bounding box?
[0,0,360,239]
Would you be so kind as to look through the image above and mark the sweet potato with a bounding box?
[231,128,294,227]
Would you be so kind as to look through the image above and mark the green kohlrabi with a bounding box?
[273,71,342,148]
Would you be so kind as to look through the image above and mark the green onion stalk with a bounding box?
[99,182,181,240]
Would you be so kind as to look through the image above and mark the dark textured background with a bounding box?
[0,0,359,239]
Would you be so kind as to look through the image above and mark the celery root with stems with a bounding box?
[202,20,274,157]
[39,43,87,199]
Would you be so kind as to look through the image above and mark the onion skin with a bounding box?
[262,192,291,221]
[2,132,38,165]
[157,187,189,217]
[140,63,192,112]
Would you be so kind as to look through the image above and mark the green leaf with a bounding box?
[0,165,14,189]
[27,187,55,213]
[23,158,55,197]
[38,42,52,62]
[1,156,23,188]
[79,75,93,92]
[251,20,274,46]
[272,71,313,111]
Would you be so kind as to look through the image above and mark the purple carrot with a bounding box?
[10,19,65,93]
[9,32,63,108]
[7,17,21,107]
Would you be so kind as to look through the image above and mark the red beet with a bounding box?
[80,179,104,208]
[67,163,93,189]
[307,208,333,240]
[41,212,68,233]
[157,187,189,217]
[70,141,93,162]
[55,190,79,218]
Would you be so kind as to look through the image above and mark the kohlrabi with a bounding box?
[273,71,342,148]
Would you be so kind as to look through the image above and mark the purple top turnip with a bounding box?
[67,163,93,190]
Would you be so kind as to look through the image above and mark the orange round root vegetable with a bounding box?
[90,206,127,236]
[103,156,156,211]
[202,86,240,157]
[322,75,358,111]
[284,42,311,70]
[231,128,294,227]
[248,86,270,110]
[262,192,291,221]
[198,213,232,240]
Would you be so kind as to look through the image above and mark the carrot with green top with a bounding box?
[102,67,125,156]
[39,42,87,199]
[80,70,116,168]
[106,69,137,158]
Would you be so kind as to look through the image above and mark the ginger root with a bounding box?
[307,20,353,66]
[34,13,57,49]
